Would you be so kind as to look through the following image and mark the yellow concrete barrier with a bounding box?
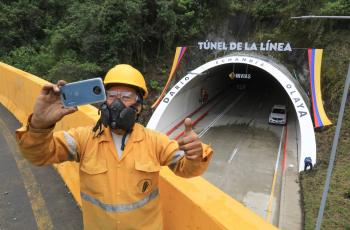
[0,62,276,229]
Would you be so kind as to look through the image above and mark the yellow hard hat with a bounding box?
[104,64,148,98]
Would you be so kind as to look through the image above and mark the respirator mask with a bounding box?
[92,98,139,150]
[100,99,137,131]
[92,88,143,151]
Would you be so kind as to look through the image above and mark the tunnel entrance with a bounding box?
[148,54,316,172]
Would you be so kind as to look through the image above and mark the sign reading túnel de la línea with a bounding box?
[198,41,292,52]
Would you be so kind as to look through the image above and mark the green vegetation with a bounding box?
[0,0,228,82]
[0,1,349,229]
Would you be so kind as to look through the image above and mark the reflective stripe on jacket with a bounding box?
[16,122,213,230]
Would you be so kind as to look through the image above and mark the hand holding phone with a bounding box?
[60,78,106,107]
[31,80,78,129]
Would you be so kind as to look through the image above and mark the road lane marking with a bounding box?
[227,148,238,163]
[0,118,53,230]
[282,125,288,172]
[266,126,285,223]
[198,93,245,138]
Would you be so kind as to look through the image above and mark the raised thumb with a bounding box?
[184,118,192,135]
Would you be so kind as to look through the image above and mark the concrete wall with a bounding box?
[0,62,276,229]
[155,71,230,133]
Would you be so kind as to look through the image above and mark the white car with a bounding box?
[269,105,287,125]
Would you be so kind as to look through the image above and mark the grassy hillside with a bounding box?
[300,34,349,230]
[302,107,350,229]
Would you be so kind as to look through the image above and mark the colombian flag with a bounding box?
[308,48,332,128]
[152,47,187,109]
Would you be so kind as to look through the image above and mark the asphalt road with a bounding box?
[186,85,296,226]
[0,104,82,230]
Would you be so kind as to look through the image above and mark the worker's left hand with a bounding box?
[178,118,203,161]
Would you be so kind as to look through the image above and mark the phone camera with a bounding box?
[93,86,102,95]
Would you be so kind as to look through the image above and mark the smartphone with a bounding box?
[60,78,106,107]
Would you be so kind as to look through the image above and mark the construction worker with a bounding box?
[15,64,213,230]
[304,157,313,171]
[199,87,209,105]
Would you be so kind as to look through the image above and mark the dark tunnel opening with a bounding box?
[205,63,291,105]
[208,63,287,92]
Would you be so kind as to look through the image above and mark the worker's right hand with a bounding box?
[30,80,77,129]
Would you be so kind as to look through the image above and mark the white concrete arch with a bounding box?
[147,55,316,172]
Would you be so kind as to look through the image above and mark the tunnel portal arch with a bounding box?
[148,54,316,172]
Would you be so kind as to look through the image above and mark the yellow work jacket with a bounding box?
[16,122,213,230]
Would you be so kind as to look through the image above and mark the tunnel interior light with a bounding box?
[228,72,236,80]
